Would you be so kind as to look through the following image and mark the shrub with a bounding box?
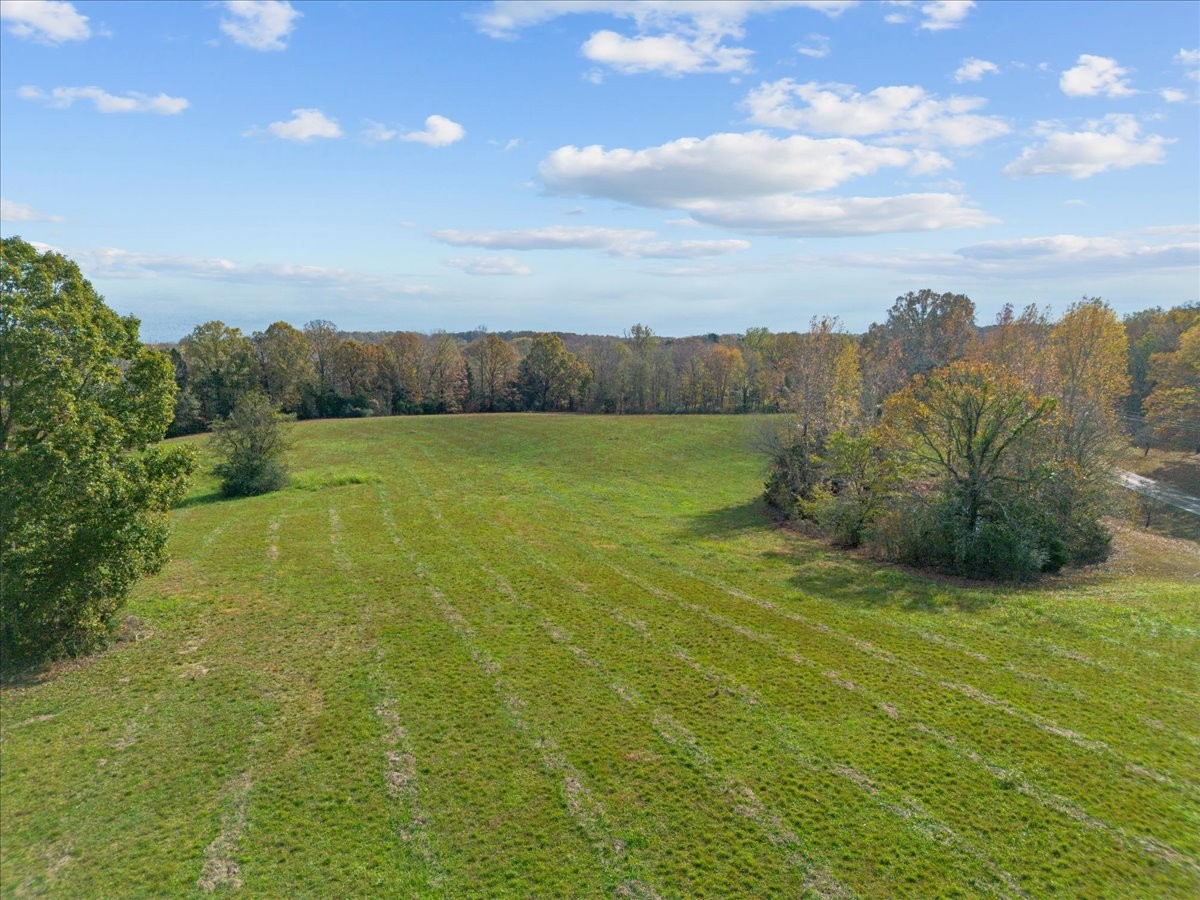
[211,391,292,497]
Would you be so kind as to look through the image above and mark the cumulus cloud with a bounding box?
[401,115,465,147]
[474,1,857,76]
[220,0,300,51]
[954,57,998,83]
[445,255,532,276]
[1176,48,1200,65]
[0,198,65,223]
[18,85,188,114]
[795,33,831,59]
[918,0,974,30]
[1,0,89,43]
[1003,114,1169,179]
[681,192,995,236]
[540,132,917,205]
[1160,88,1188,103]
[883,1,974,31]
[1060,54,1135,98]
[581,29,750,75]
[743,80,1008,147]
[251,108,342,141]
[537,130,993,237]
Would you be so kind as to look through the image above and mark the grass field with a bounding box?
[3,415,1199,897]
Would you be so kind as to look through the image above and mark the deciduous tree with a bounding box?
[1,237,195,661]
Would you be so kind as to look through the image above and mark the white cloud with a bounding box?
[613,239,750,258]
[1175,49,1200,84]
[253,108,342,142]
[432,226,749,259]
[956,234,1199,271]
[581,29,751,75]
[795,33,830,59]
[472,1,858,40]
[432,225,656,251]
[0,0,89,44]
[474,1,857,77]
[220,0,300,51]
[445,255,532,276]
[1060,54,1135,98]
[743,80,1008,148]
[882,1,974,30]
[401,115,465,147]
[1,198,64,222]
[18,85,188,114]
[681,192,995,236]
[540,131,915,205]
[33,244,436,294]
[918,0,974,31]
[537,130,993,237]
[1004,114,1169,179]
[793,233,1198,279]
[1160,88,1188,103]
[954,57,998,83]
[362,121,398,144]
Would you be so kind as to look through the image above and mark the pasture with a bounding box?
[2,415,1198,897]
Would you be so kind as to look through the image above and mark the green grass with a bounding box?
[3,414,1198,897]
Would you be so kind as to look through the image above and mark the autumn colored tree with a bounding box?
[381,331,424,413]
[517,333,591,411]
[625,323,657,412]
[782,317,861,441]
[700,344,746,412]
[328,339,380,415]
[467,332,518,411]
[863,289,976,410]
[1144,323,1200,451]
[423,332,469,413]
[1048,299,1129,471]
[973,303,1054,396]
[253,321,315,411]
[881,361,1058,578]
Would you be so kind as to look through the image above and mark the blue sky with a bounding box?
[2,0,1197,341]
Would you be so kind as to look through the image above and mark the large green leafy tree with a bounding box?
[1,237,195,662]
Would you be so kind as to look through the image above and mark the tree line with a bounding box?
[163,297,1199,453]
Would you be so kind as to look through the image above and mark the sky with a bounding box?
[1,0,1198,342]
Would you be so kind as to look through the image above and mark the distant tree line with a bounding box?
[162,298,1198,453]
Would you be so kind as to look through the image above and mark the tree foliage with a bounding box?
[517,333,590,411]
[1,237,195,661]
[211,391,292,497]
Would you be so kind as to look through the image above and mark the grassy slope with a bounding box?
[2,415,1198,898]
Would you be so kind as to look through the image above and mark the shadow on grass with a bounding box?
[685,497,773,538]
[763,544,1003,615]
[173,490,225,510]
